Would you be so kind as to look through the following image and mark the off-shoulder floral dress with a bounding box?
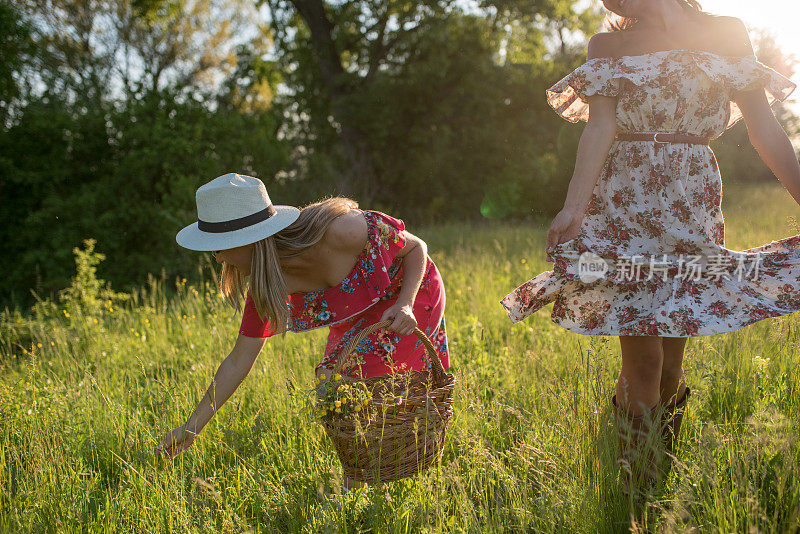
[502,50,800,336]
[240,210,449,377]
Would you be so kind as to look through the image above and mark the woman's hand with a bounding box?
[156,424,198,460]
[156,335,264,460]
[546,208,583,254]
[380,303,418,335]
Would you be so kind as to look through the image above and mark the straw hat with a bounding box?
[176,173,300,251]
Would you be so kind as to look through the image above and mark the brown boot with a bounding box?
[662,387,690,456]
[612,395,664,496]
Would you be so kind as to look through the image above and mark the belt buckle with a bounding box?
[653,132,669,145]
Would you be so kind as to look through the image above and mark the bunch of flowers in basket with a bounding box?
[313,372,374,420]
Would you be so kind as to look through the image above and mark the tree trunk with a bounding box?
[289,0,377,198]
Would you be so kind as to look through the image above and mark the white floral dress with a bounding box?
[501,50,800,337]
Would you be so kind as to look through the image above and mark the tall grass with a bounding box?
[1,182,799,532]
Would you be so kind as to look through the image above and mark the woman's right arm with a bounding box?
[736,88,800,206]
[545,94,618,253]
[156,334,266,459]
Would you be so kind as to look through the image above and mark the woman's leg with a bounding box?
[659,337,690,455]
[660,337,688,405]
[617,336,664,415]
[614,336,665,492]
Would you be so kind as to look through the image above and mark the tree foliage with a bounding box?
[1,0,287,304]
[0,0,797,305]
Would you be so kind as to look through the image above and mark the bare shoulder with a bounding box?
[703,15,753,57]
[324,208,368,253]
[588,32,622,60]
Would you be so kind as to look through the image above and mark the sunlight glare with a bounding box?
[701,0,800,82]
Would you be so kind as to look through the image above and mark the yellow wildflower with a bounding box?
[334,400,341,408]
[334,374,342,381]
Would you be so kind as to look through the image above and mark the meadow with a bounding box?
[1,181,799,533]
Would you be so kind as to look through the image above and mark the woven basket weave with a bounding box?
[319,320,456,483]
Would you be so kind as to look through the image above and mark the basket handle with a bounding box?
[330,320,448,388]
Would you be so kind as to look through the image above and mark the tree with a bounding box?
[262,0,454,197]
[0,1,36,126]
[261,0,599,203]
[0,0,289,305]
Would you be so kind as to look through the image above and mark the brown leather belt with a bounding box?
[616,132,710,145]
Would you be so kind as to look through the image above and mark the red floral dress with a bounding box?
[240,210,449,377]
[502,51,800,337]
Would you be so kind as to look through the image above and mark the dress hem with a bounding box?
[501,302,796,338]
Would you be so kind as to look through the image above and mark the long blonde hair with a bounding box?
[219,197,359,333]
[607,0,706,31]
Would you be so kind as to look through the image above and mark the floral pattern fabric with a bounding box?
[502,50,800,336]
[240,210,449,377]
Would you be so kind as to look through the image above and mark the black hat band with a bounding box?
[198,204,278,233]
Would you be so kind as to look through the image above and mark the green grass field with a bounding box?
[2,181,799,533]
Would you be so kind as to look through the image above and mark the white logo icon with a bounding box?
[576,252,609,283]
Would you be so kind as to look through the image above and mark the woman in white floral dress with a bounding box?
[501,0,800,491]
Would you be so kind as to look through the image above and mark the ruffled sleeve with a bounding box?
[354,210,407,297]
[692,53,796,129]
[239,292,278,338]
[367,211,407,265]
[547,58,621,123]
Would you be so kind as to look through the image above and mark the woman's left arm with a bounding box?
[379,232,427,335]
[736,89,800,206]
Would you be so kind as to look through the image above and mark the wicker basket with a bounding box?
[319,320,456,483]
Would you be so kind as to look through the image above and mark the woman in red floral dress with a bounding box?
[157,173,449,469]
[501,0,800,492]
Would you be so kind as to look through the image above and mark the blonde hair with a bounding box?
[219,197,359,333]
[607,0,706,31]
